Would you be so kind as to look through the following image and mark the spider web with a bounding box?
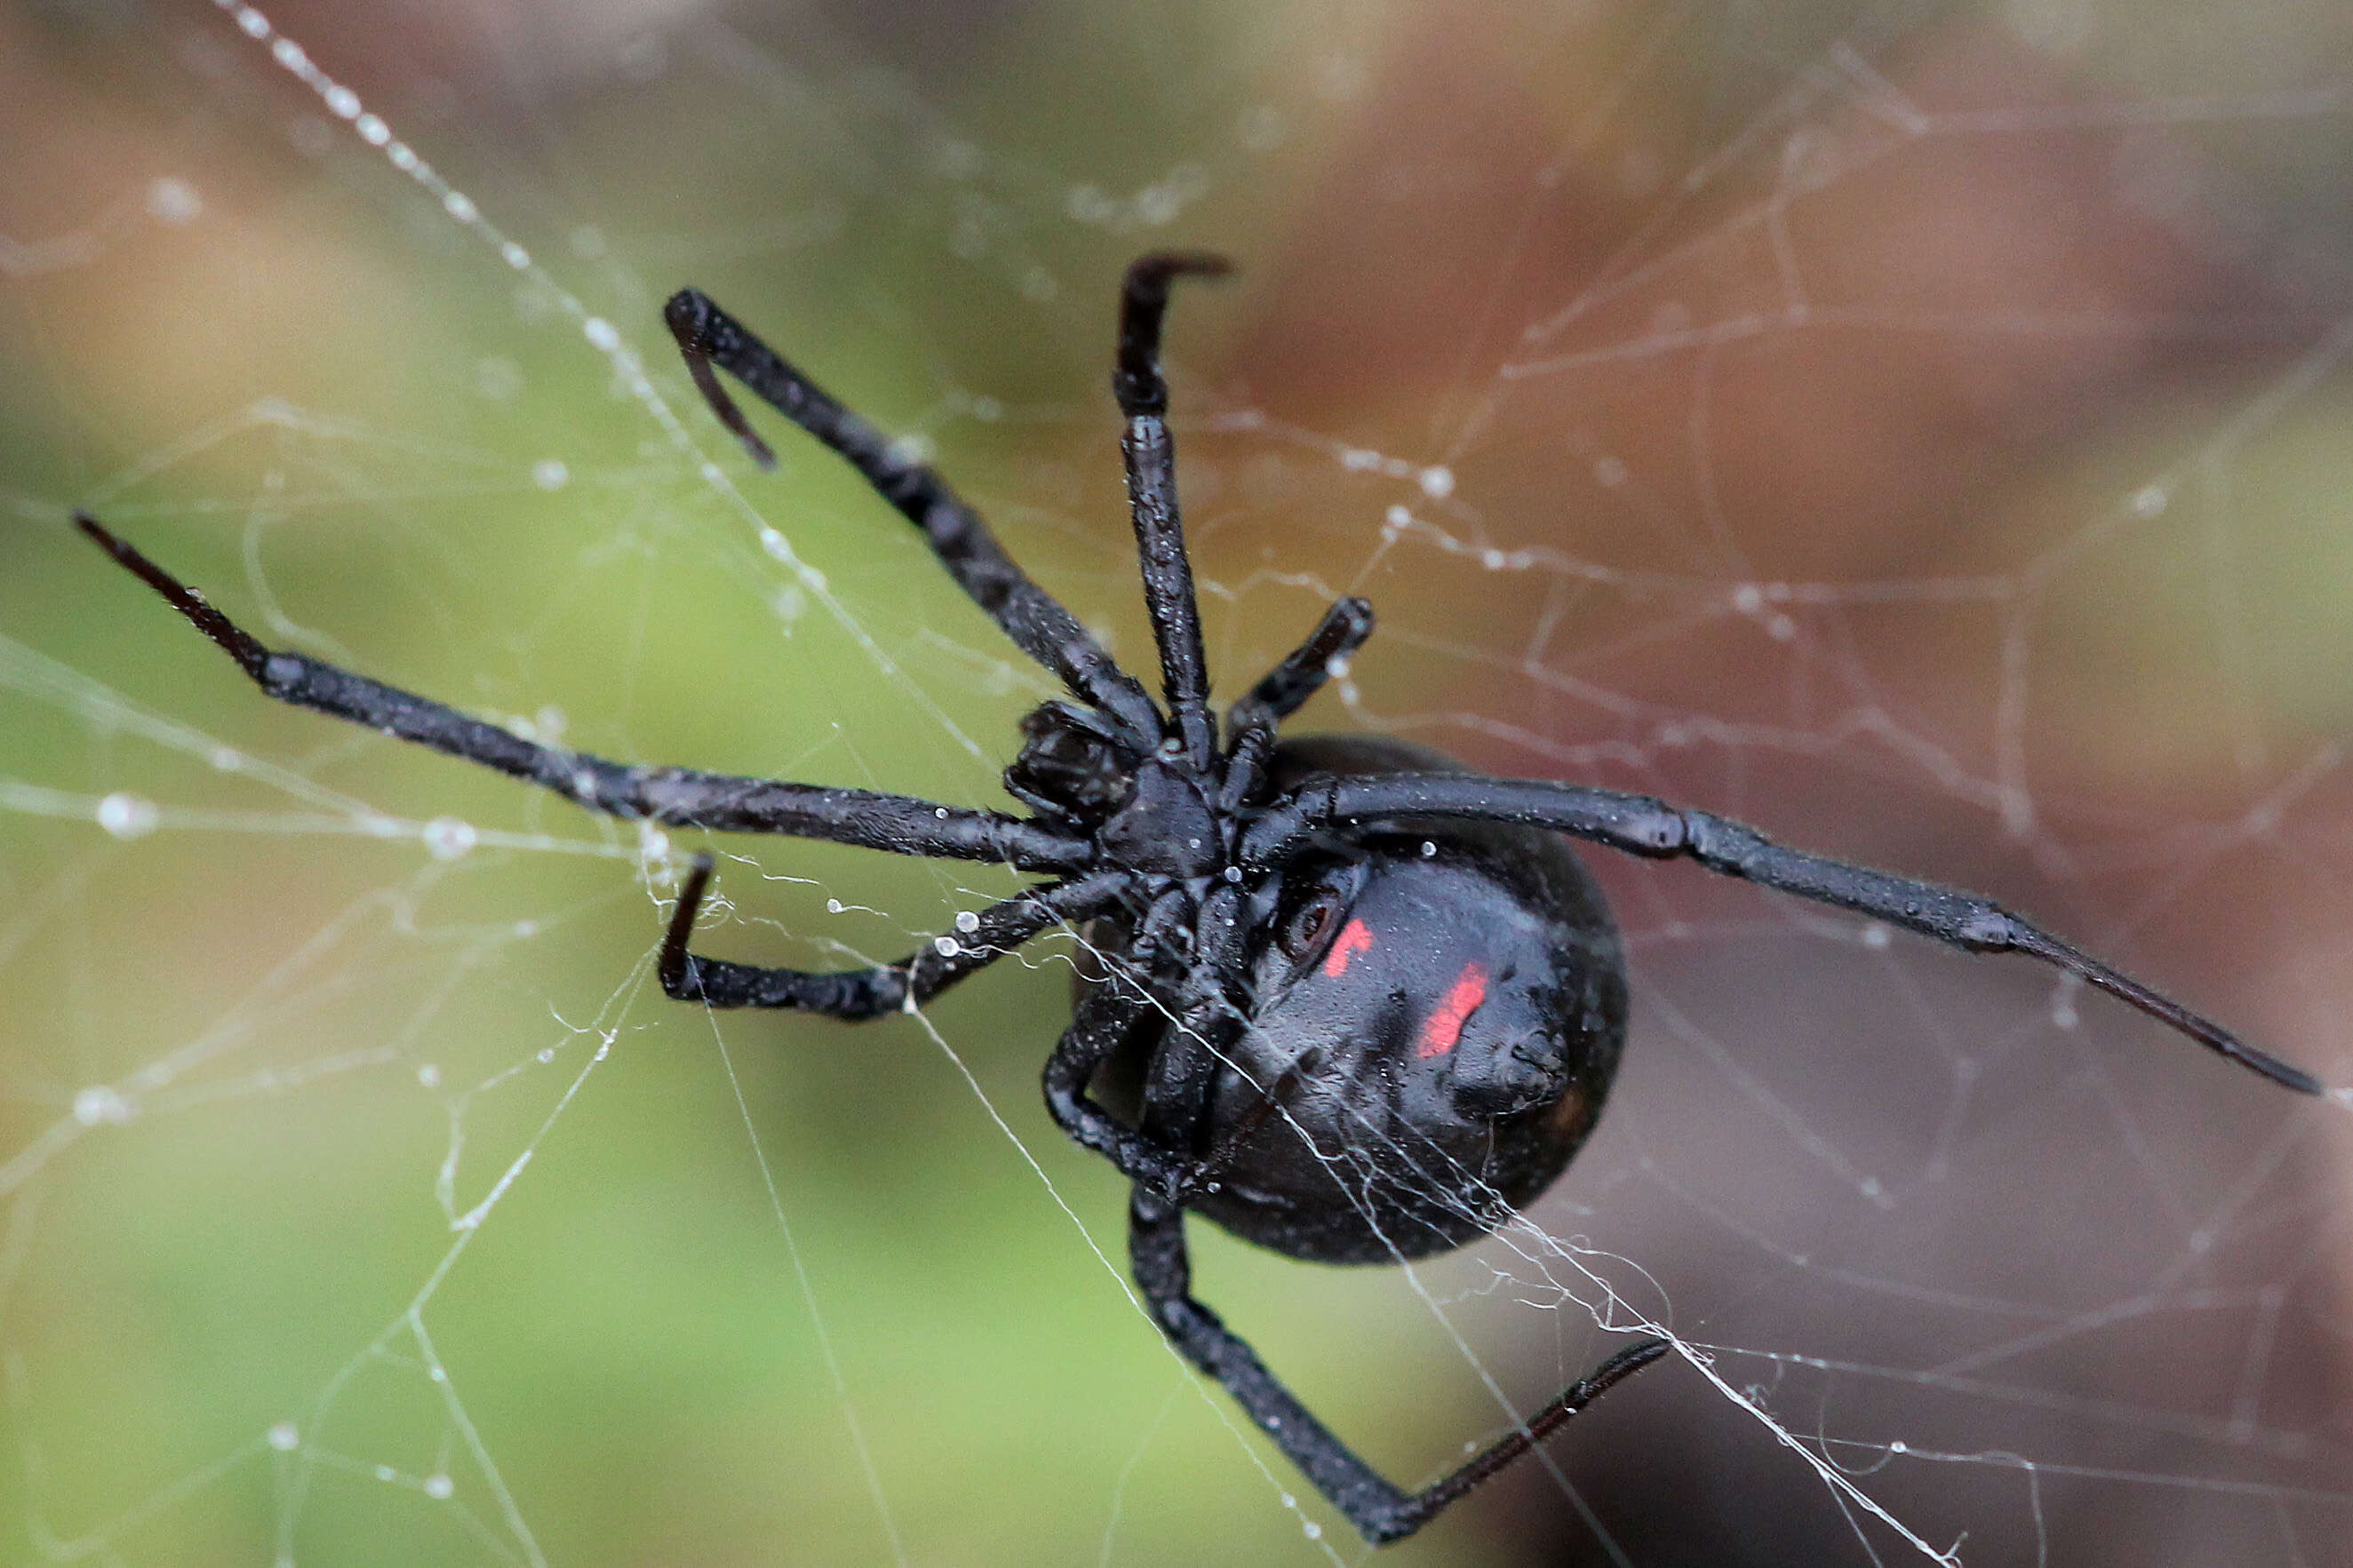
[4,1,2353,1563]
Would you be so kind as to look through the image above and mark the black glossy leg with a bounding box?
[661,857,1123,1014]
[662,290,1164,747]
[1225,595,1375,742]
[1244,771,2323,1094]
[1129,1190,1669,1544]
[1219,595,1375,810]
[1113,252,1232,768]
[1042,975,1195,1194]
[78,515,1088,874]
[1133,880,1248,1158]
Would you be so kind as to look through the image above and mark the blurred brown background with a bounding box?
[4,1,2353,1563]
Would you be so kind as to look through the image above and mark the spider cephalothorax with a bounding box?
[80,251,2319,1546]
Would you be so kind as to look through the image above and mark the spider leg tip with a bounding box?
[2269,1058,2326,1096]
[660,288,709,338]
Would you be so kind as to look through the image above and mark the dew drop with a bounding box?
[73,1086,128,1126]
[97,792,158,840]
[423,817,477,860]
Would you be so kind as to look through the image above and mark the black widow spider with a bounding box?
[78,251,2321,1546]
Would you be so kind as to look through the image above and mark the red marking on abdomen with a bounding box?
[1321,918,1373,978]
[1417,962,1488,1057]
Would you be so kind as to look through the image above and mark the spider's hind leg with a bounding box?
[1126,1190,1668,1544]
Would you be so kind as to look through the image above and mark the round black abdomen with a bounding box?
[1186,736,1630,1265]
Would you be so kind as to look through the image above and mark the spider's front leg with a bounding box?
[77,514,1090,873]
[1128,1188,1669,1544]
[1113,251,1232,770]
[662,289,1164,748]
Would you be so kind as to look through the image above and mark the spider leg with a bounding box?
[1225,595,1375,743]
[662,290,1164,747]
[662,856,1124,1014]
[1129,1188,1669,1544]
[1245,772,2324,1094]
[1133,879,1249,1158]
[1042,971,1198,1194]
[1114,252,1233,769]
[1219,596,1374,810]
[79,515,1089,873]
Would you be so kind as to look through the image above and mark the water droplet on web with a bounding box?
[423,817,477,860]
[423,1473,454,1500]
[267,1421,300,1452]
[531,458,569,490]
[934,937,960,958]
[97,792,158,840]
[73,1086,128,1126]
[1418,465,1454,498]
[416,1063,442,1089]
[954,911,980,933]
[582,316,619,353]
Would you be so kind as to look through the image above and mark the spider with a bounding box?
[78,251,2320,1546]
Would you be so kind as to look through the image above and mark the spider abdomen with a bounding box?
[1192,737,1630,1265]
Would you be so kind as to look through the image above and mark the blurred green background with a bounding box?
[5,1,2353,1563]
